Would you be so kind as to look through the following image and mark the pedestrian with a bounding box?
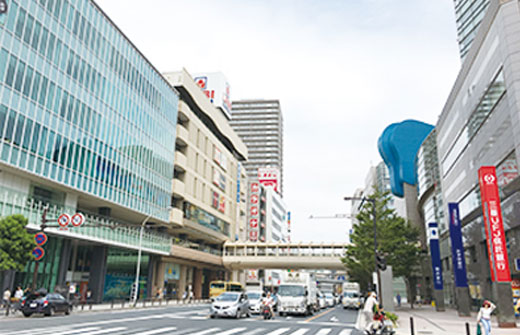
[182,290,188,301]
[86,288,92,302]
[3,288,11,309]
[477,300,496,335]
[14,286,23,300]
[362,292,379,334]
[396,293,401,307]
[188,289,194,302]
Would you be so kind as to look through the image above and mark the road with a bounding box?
[0,304,362,335]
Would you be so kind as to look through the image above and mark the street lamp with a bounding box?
[132,206,171,307]
[343,196,382,302]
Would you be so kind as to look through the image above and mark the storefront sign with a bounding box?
[428,222,443,290]
[213,146,228,171]
[478,166,512,282]
[213,169,226,191]
[248,181,261,242]
[164,263,180,281]
[258,167,280,193]
[515,258,520,272]
[448,203,468,287]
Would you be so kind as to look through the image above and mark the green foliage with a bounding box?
[0,215,34,271]
[385,311,398,326]
[341,187,422,292]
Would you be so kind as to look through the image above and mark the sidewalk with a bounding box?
[0,299,210,318]
[393,305,519,335]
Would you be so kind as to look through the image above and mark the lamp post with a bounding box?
[132,205,173,307]
[344,196,382,302]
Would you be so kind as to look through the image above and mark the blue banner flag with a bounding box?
[428,222,443,290]
[448,203,468,287]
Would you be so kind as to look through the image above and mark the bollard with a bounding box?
[89,303,92,310]
[81,303,84,310]
[410,316,415,335]
[111,300,114,309]
[121,300,125,309]
[466,322,470,335]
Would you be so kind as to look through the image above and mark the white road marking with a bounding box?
[51,327,101,335]
[215,328,247,335]
[185,328,221,335]
[289,329,309,335]
[131,327,178,335]
[338,330,352,335]
[79,327,127,335]
[241,328,266,335]
[265,328,291,335]
[315,329,332,335]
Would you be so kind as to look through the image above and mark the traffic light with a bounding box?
[376,253,387,271]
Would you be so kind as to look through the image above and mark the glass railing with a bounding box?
[0,185,172,254]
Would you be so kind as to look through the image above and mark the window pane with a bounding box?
[5,55,17,87]
[22,66,34,97]
[5,110,17,143]
[31,21,41,50]
[14,60,26,92]
[31,123,41,153]
[22,118,34,150]
[31,72,41,102]
[14,114,25,146]
[23,15,34,45]
[15,8,26,39]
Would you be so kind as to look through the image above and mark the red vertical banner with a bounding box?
[478,166,512,282]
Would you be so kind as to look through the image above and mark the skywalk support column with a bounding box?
[178,265,187,300]
[193,268,202,299]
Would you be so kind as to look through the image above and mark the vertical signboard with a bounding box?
[258,167,280,193]
[428,222,443,290]
[248,181,260,241]
[193,73,232,119]
[448,203,468,287]
[478,166,511,282]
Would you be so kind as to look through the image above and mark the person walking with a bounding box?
[477,300,496,335]
[362,292,379,334]
[2,288,11,309]
[396,293,401,307]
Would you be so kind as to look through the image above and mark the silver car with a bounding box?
[210,292,250,318]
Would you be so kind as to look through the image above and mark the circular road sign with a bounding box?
[71,213,85,227]
[34,232,48,246]
[32,247,45,261]
[58,213,71,228]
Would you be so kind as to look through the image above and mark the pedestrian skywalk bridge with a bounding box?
[1,325,354,335]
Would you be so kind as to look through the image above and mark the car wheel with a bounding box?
[246,312,251,318]
[210,314,215,319]
[45,307,54,317]
[65,306,71,315]
[23,312,32,317]
[279,312,285,317]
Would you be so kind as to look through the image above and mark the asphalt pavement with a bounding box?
[0,303,362,335]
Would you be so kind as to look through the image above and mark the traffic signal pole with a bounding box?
[369,198,382,303]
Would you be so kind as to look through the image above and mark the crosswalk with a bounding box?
[0,325,354,335]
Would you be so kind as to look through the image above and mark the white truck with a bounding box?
[342,282,361,309]
[277,272,317,316]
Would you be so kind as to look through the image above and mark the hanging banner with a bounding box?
[428,222,443,290]
[448,203,469,287]
[478,166,511,282]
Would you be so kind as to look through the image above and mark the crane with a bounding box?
[308,213,353,219]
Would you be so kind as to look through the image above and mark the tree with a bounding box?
[341,187,422,301]
[0,215,34,271]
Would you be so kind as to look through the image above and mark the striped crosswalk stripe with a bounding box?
[241,328,266,335]
[131,327,178,335]
[289,329,310,335]
[51,327,101,335]
[266,328,291,335]
[215,328,247,335]
[315,329,332,335]
[337,330,352,335]
[77,327,127,335]
[185,328,221,335]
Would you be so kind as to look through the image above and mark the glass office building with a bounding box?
[0,0,178,300]
[0,0,178,220]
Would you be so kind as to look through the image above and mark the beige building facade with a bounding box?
[151,69,248,299]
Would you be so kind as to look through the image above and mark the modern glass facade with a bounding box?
[453,0,490,61]
[0,0,178,221]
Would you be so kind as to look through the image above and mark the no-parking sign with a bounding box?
[32,247,45,261]
[34,232,48,246]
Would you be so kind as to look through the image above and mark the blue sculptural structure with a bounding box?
[378,120,435,197]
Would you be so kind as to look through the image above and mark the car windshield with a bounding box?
[344,292,359,298]
[278,285,305,297]
[216,292,239,302]
[325,293,333,298]
[211,283,225,289]
[247,292,261,300]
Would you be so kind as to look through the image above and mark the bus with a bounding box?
[209,281,244,298]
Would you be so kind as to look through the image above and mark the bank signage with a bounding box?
[448,203,468,287]
[248,181,261,242]
[428,222,443,290]
[478,166,512,282]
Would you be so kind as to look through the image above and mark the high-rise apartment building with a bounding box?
[453,0,490,60]
[230,99,284,195]
[0,0,178,302]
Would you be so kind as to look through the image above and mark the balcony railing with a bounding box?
[0,186,172,255]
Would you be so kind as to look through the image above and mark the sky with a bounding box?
[96,0,462,243]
